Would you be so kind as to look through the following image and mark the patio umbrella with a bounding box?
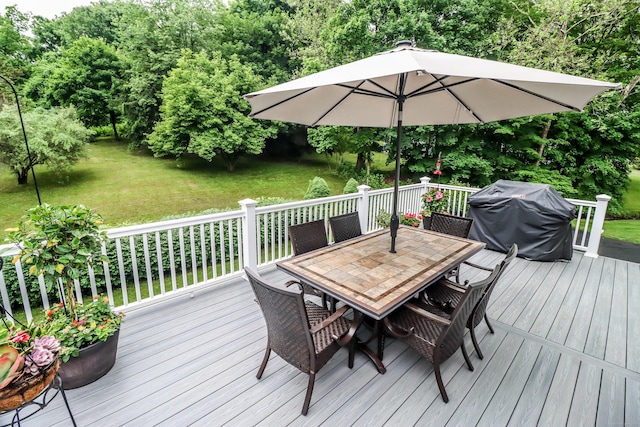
[243,41,620,252]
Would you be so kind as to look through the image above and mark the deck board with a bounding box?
[536,353,580,426]
[2,249,638,427]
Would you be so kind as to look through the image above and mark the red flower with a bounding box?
[11,331,30,343]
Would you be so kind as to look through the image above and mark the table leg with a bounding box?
[357,317,386,374]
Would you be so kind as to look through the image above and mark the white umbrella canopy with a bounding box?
[244,41,620,251]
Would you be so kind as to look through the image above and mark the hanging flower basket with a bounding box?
[0,359,59,412]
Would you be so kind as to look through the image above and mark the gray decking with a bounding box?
[4,249,639,426]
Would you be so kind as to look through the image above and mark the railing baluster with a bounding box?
[219,222,226,276]
[115,238,128,306]
[155,232,165,295]
[129,236,142,302]
[200,224,208,282]
[142,233,153,298]
[167,229,177,291]
[178,228,188,288]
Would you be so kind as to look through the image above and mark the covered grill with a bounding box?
[468,180,576,261]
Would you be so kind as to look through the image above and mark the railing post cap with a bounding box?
[596,194,611,201]
[357,184,371,192]
[239,198,258,207]
[420,177,431,183]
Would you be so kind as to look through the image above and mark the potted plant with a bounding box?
[421,187,449,229]
[0,320,60,411]
[4,204,124,389]
[375,210,424,228]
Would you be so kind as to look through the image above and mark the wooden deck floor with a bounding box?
[4,249,639,426]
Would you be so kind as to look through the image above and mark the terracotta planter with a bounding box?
[58,329,120,389]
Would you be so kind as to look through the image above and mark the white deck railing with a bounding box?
[0,179,610,322]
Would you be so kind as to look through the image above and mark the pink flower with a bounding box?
[435,192,443,200]
[426,196,433,203]
[12,331,30,343]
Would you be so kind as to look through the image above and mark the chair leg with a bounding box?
[302,372,316,415]
[484,314,495,334]
[348,335,356,369]
[434,364,449,403]
[470,326,484,360]
[461,343,474,371]
[256,346,271,379]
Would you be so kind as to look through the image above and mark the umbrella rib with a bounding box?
[248,87,317,117]
[311,81,371,127]
[409,75,484,123]
[336,82,398,100]
[405,75,453,98]
[493,79,582,111]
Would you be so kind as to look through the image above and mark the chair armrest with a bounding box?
[462,261,492,272]
[310,306,349,333]
[309,306,360,346]
[285,280,304,292]
[383,317,414,338]
[336,311,361,346]
[436,278,466,293]
[404,302,451,326]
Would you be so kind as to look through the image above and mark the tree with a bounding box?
[0,6,33,91]
[148,50,276,171]
[213,0,300,83]
[39,37,125,139]
[0,105,92,184]
[485,0,640,210]
[116,0,223,146]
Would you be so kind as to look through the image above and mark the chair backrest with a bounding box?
[430,212,473,238]
[436,265,501,361]
[244,267,314,373]
[329,212,362,243]
[289,220,328,255]
[469,243,518,329]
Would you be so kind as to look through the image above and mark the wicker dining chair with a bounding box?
[244,267,359,415]
[424,243,518,359]
[384,265,500,403]
[429,212,474,238]
[289,219,329,255]
[288,220,330,308]
[329,212,362,243]
[428,212,474,283]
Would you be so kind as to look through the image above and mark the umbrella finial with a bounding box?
[395,40,413,48]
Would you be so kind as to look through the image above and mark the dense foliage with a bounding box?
[0,0,638,208]
[0,106,92,184]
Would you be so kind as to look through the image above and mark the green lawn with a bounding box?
[604,168,640,243]
[0,138,350,240]
[1,140,637,245]
[622,169,640,211]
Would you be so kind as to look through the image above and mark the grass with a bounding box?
[0,138,353,240]
[1,138,636,246]
[602,220,640,244]
[622,169,640,211]
[603,168,640,243]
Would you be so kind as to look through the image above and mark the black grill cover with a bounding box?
[468,180,576,261]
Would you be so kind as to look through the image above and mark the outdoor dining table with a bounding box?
[276,225,486,373]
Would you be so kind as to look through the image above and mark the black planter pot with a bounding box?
[423,216,432,230]
[58,329,120,389]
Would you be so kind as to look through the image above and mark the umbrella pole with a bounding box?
[390,98,404,253]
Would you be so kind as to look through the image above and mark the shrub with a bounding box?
[343,178,359,194]
[336,161,388,190]
[304,177,330,199]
